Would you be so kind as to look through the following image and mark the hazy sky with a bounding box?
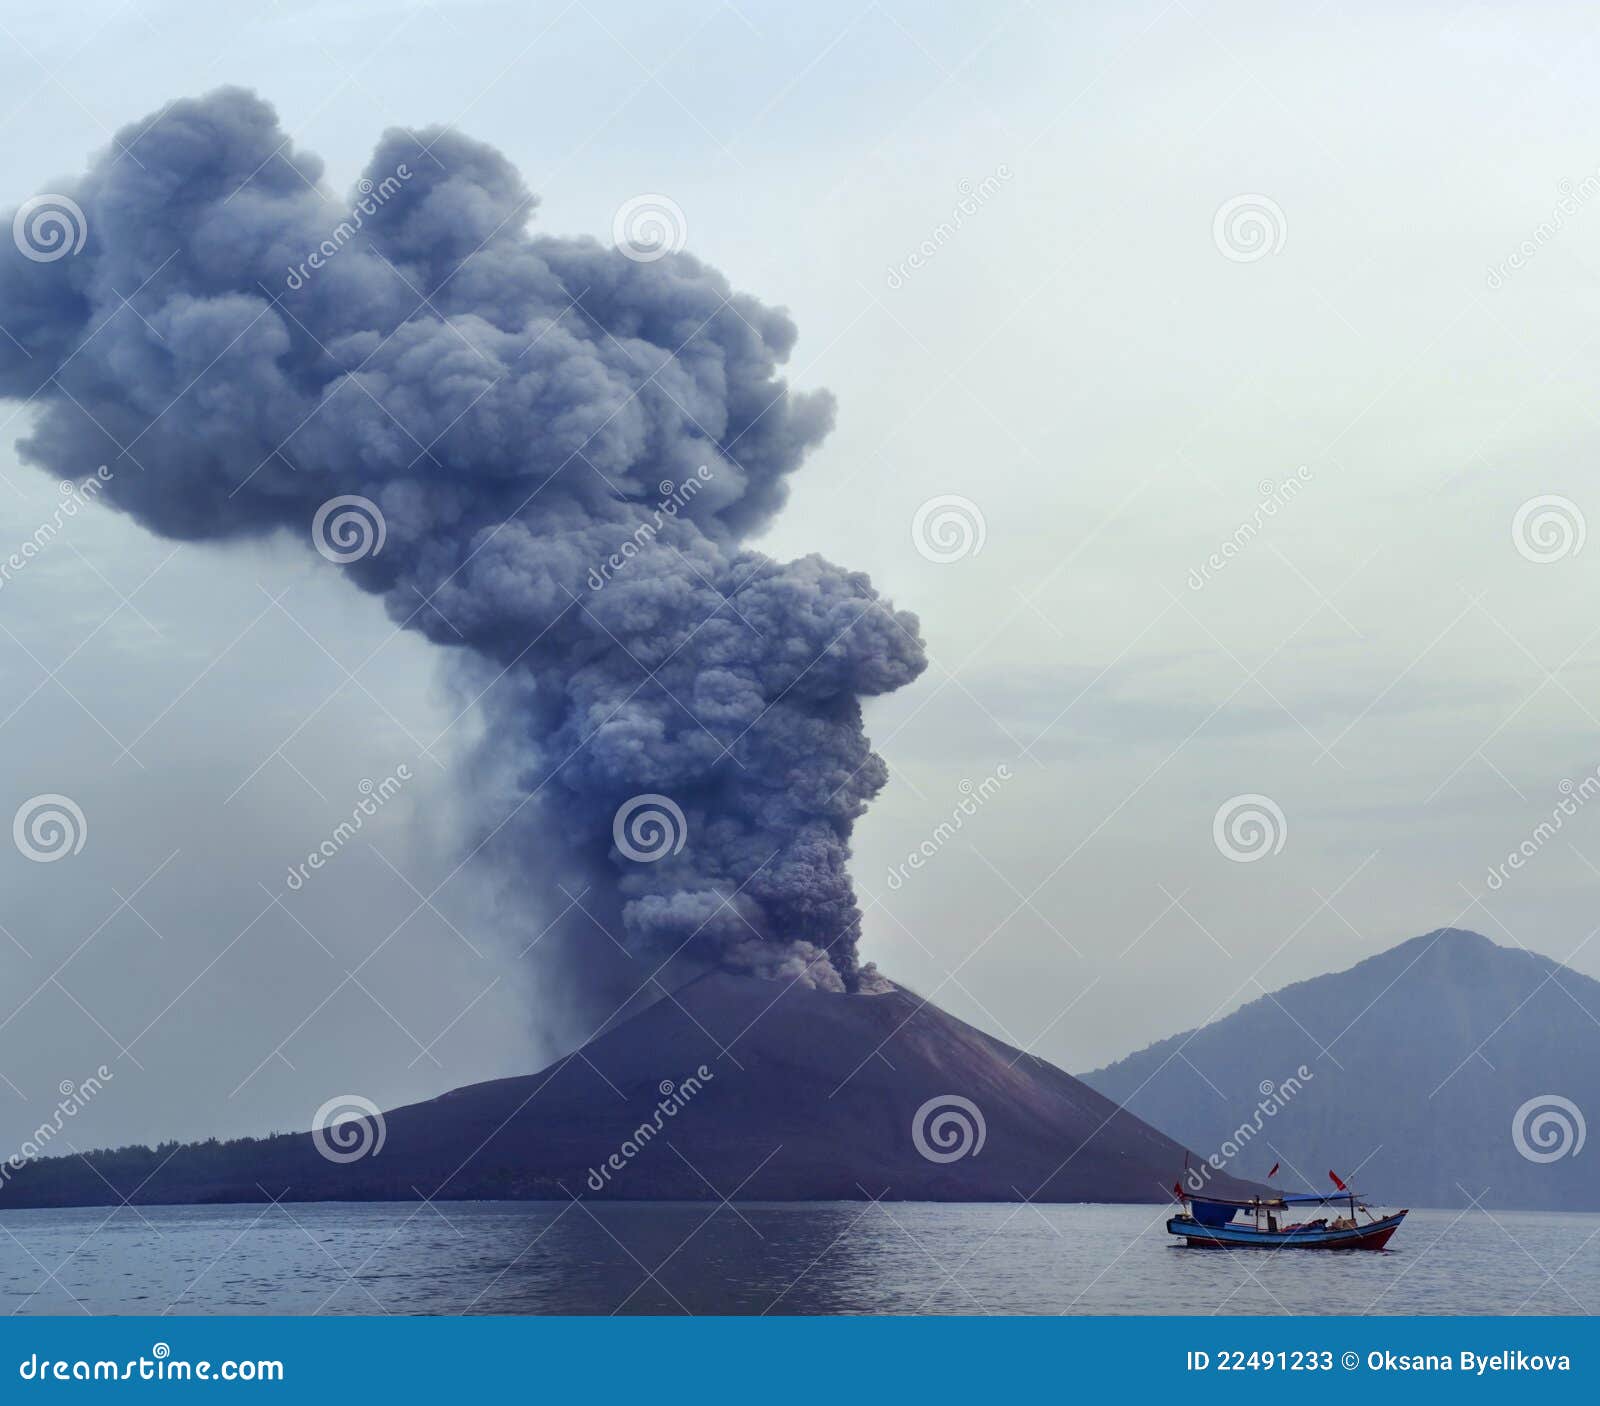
[4,0,1600,1154]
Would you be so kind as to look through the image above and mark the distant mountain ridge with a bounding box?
[1081,928,1600,1210]
[0,974,1256,1208]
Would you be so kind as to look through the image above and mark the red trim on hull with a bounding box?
[1182,1226,1397,1250]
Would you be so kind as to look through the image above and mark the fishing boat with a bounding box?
[1167,1172,1407,1250]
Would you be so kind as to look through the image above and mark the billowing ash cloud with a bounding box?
[0,89,924,996]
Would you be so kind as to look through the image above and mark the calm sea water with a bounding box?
[0,1202,1593,1316]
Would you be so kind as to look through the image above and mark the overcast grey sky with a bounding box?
[4,0,1600,1154]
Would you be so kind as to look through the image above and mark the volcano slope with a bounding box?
[1,974,1247,1206]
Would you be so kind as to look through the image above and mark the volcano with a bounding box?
[1,975,1246,1208]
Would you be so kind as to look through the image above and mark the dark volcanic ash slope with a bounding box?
[1082,929,1600,1211]
[1,976,1245,1207]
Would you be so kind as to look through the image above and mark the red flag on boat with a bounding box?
[1329,1169,1347,1191]
[1267,1162,1279,1179]
[1172,1181,1184,1202]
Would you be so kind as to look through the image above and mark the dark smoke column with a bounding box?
[0,90,925,994]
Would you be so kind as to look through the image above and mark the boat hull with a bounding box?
[1167,1210,1407,1250]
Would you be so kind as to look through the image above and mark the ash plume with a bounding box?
[0,89,925,997]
